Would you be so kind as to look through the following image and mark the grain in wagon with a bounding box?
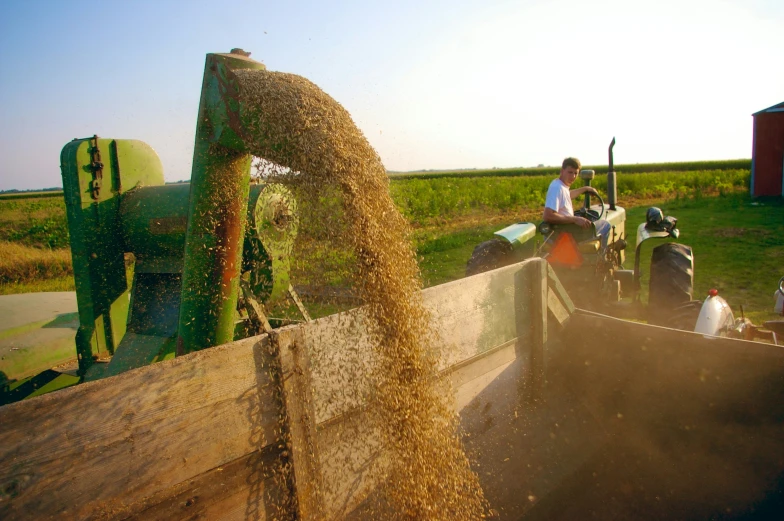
[236,69,489,520]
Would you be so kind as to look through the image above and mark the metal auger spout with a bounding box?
[176,50,266,354]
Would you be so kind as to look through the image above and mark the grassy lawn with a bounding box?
[416,192,784,325]
[2,181,781,326]
[414,225,499,287]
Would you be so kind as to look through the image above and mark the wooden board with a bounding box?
[523,310,784,520]
[0,257,567,520]
[300,259,545,519]
[0,335,282,521]
[273,326,324,519]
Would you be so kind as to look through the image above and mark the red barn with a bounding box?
[751,101,784,197]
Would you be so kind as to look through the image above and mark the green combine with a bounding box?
[1,51,306,405]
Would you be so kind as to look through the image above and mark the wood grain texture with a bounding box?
[0,258,551,520]
[123,446,287,521]
[274,326,325,520]
[527,259,548,402]
[547,288,570,328]
[0,335,279,521]
[302,260,541,519]
[304,259,539,425]
[546,263,575,314]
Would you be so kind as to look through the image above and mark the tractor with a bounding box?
[466,138,700,328]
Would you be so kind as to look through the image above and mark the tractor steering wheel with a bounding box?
[575,191,605,222]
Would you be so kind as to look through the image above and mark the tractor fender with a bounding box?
[694,294,734,336]
[494,222,536,246]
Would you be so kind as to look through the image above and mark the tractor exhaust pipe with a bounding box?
[607,137,617,211]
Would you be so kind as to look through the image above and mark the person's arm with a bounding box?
[569,186,598,199]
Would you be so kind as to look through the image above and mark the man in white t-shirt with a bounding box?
[543,157,610,246]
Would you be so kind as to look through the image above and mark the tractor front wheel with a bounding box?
[648,243,695,327]
[466,239,514,277]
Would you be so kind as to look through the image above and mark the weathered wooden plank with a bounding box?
[316,408,384,520]
[453,356,518,412]
[547,287,570,328]
[527,258,548,402]
[314,339,523,520]
[423,258,537,370]
[300,260,541,519]
[0,335,279,521]
[443,339,518,390]
[302,308,375,426]
[122,446,286,521]
[274,326,325,520]
[0,257,548,521]
[547,263,575,314]
[304,259,538,425]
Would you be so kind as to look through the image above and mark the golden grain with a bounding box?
[236,69,488,520]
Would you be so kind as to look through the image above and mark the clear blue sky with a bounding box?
[0,0,781,190]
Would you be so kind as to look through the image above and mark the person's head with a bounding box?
[559,157,581,186]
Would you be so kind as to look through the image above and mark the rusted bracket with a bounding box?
[241,281,273,335]
[288,284,312,322]
[89,134,104,200]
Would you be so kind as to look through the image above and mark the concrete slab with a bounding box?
[0,292,77,330]
[0,292,79,382]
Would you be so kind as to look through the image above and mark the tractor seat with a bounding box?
[538,221,600,253]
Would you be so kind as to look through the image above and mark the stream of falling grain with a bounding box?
[236,69,489,519]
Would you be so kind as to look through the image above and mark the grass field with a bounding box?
[1,169,781,326]
[391,169,749,224]
[389,159,751,180]
[414,192,784,324]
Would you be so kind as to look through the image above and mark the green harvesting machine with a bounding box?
[2,50,307,403]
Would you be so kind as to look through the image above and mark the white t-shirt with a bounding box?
[545,178,573,217]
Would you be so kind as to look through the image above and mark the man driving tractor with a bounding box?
[544,157,611,248]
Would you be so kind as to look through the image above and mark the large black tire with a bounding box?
[465,239,514,277]
[648,243,694,326]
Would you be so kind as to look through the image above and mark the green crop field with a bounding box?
[1,167,781,327]
[389,159,751,180]
[391,169,749,224]
[414,191,784,324]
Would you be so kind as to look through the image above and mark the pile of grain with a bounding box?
[236,69,488,519]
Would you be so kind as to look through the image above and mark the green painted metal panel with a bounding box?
[120,184,190,261]
[495,222,536,246]
[60,138,164,376]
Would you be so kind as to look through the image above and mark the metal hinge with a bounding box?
[89,134,104,200]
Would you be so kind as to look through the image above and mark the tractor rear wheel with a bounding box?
[466,239,514,277]
[648,243,694,326]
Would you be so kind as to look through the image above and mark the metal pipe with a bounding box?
[177,51,266,354]
[607,137,617,211]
